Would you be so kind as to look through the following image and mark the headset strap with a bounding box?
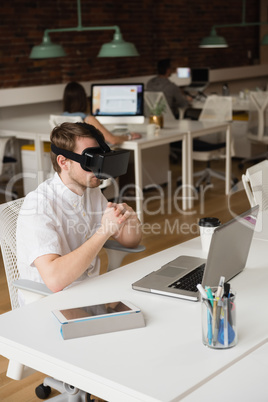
[50,143,87,165]
[76,122,111,153]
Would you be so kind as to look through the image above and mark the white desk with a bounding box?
[0,236,267,402]
[112,119,231,217]
[0,116,231,221]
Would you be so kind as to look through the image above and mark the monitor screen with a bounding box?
[191,68,209,83]
[177,67,191,79]
[169,68,191,86]
[90,83,144,125]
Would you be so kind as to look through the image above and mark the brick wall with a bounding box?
[0,0,260,88]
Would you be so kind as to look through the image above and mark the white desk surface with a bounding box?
[182,338,268,402]
[0,115,228,144]
[0,235,267,402]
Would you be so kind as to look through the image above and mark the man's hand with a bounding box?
[100,202,134,237]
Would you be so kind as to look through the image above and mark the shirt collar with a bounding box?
[53,172,85,206]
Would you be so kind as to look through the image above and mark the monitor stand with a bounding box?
[111,124,129,134]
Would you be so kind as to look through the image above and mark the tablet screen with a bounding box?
[59,301,132,321]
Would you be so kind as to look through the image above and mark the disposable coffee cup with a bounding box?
[199,217,221,254]
[147,123,160,137]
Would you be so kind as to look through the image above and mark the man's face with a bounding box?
[67,136,101,191]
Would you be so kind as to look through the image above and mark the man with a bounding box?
[146,58,191,119]
[16,122,142,306]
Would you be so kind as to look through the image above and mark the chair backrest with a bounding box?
[247,91,268,142]
[0,198,25,310]
[49,115,83,130]
[0,136,16,174]
[199,95,232,122]
[144,91,176,122]
[242,160,268,211]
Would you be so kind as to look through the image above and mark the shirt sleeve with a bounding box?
[17,195,64,267]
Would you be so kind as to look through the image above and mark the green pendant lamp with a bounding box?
[98,32,139,57]
[30,33,66,59]
[29,0,139,59]
[199,28,228,48]
[199,0,268,49]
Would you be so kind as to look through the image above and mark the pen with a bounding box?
[197,284,213,316]
[207,307,212,346]
[223,282,230,298]
[212,299,222,346]
[197,284,213,345]
[216,276,225,298]
[223,297,228,347]
[205,286,214,307]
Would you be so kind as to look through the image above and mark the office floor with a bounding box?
[0,157,251,401]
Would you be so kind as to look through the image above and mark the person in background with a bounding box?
[16,122,142,307]
[63,82,141,144]
[146,58,192,119]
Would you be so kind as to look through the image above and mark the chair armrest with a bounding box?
[104,240,146,271]
[104,239,145,253]
[13,279,53,296]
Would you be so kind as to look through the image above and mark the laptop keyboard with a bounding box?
[189,83,205,87]
[168,264,206,292]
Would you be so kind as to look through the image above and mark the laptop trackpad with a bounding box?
[156,267,186,278]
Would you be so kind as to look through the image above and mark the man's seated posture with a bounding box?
[17,122,142,306]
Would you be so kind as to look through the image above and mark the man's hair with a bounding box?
[50,122,104,173]
[157,58,171,75]
[63,82,88,114]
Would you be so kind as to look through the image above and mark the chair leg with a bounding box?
[36,377,88,401]
[238,152,268,169]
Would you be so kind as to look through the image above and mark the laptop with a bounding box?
[188,67,210,88]
[132,206,259,301]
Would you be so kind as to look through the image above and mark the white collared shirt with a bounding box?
[17,173,108,304]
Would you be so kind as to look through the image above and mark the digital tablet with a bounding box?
[52,300,140,324]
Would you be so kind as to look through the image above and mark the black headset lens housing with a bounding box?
[51,123,130,179]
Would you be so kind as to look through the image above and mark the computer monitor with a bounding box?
[90,83,145,127]
[170,68,191,86]
[177,67,191,79]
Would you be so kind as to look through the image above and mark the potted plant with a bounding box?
[149,98,166,128]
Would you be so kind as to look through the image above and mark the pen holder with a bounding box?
[201,288,237,349]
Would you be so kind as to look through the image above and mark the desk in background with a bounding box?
[0,235,267,401]
[0,116,231,221]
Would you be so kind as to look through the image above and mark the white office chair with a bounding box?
[0,136,18,201]
[239,91,268,167]
[144,91,177,123]
[242,159,268,211]
[192,95,235,188]
[0,197,145,401]
[49,115,83,130]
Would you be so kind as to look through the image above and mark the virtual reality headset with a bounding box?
[51,123,130,179]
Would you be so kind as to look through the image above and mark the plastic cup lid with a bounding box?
[198,217,221,227]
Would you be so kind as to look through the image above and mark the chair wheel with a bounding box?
[35,383,52,399]
[232,177,239,185]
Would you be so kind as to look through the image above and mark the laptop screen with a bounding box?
[191,68,209,83]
